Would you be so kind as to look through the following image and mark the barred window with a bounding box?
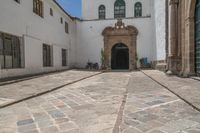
[43,44,52,67]
[99,5,106,19]
[0,33,21,69]
[60,17,63,24]
[114,0,126,18]
[65,22,69,34]
[135,2,142,17]
[50,8,53,16]
[33,0,43,17]
[62,49,67,66]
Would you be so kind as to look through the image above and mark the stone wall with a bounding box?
[167,0,196,77]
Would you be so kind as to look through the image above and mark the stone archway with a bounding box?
[102,19,138,70]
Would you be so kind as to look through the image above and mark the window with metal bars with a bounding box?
[33,0,43,17]
[0,33,21,69]
[62,49,67,66]
[135,2,142,17]
[50,8,53,16]
[114,0,126,18]
[60,17,63,24]
[65,22,69,34]
[99,5,106,19]
[43,44,52,67]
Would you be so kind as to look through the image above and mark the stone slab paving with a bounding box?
[141,70,200,111]
[0,72,131,133]
[120,72,200,133]
[0,71,200,133]
[0,70,100,106]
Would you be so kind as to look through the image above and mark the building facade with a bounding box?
[0,0,77,79]
[167,0,200,77]
[0,0,167,79]
[76,0,167,70]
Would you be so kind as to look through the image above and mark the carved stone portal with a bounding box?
[102,19,138,70]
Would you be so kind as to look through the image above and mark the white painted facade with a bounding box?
[0,0,76,79]
[76,0,166,68]
[0,0,166,79]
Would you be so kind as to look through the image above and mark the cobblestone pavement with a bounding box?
[120,72,200,133]
[142,70,200,111]
[0,71,200,133]
[0,70,100,106]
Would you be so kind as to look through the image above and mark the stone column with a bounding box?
[167,0,179,74]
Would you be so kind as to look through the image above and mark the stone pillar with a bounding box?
[167,0,179,74]
[181,0,196,76]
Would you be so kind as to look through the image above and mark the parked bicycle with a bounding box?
[86,62,99,70]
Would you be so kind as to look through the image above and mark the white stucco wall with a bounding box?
[154,0,166,61]
[76,0,160,68]
[75,17,156,68]
[0,0,76,79]
[0,0,166,79]
[77,0,166,68]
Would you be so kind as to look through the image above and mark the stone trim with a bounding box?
[102,19,138,70]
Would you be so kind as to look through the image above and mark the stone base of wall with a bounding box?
[168,56,182,75]
[152,60,167,72]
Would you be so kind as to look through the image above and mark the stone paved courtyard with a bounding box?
[0,71,200,133]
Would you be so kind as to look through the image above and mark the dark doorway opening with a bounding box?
[111,43,129,70]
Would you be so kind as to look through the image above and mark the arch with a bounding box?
[99,5,106,19]
[102,20,138,70]
[114,0,126,18]
[134,2,142,17]
[111,43,129,69]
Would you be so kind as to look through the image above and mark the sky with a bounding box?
[57,0,82,18]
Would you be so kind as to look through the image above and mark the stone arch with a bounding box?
[102,19,138,70]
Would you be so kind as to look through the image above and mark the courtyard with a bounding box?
[0,70,200,133]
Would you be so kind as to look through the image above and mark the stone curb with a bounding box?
[0,72,103,109]
[0,69,72,86]
[141,70,200,113]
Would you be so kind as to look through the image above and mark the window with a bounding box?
[135,2,142,17]
[0,33,21,69]
[50,8,53,16]
[62,49,67,66]
[60,17,63,24]
[65,22,69,34]
[114,0,126,18]
[43,44,52,67]
[99,5,106,19]
[33,0,43,17]
[14,0,20,4]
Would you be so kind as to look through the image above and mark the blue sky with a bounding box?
[57,0,82,18]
